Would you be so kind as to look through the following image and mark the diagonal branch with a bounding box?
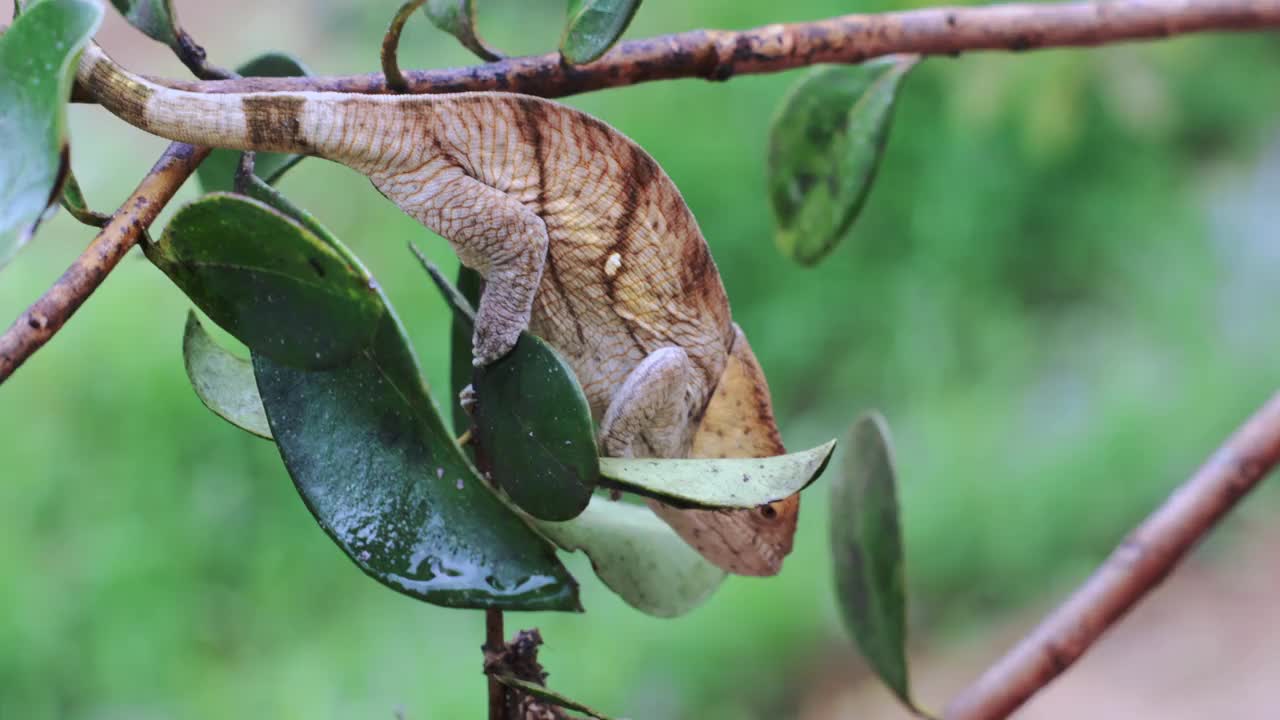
[146,0,1280,98]
[944,390,1280,720]
[0,142,210,384]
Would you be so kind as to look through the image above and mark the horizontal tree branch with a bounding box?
[147,0,1280,97]
[945,390,1280,720]
[0,142,210,385]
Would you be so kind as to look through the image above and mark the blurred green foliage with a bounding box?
[2,1,1279,718]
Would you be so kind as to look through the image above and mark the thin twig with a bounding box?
[944,391,1280,720]
[145,0,1280,97]
[382,0,429,93]
[0,142,210,385]
[172,27,237,81]
[485,609,508,720]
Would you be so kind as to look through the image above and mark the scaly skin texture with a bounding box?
[77,43,798,576]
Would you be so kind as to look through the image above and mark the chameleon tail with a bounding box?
[648,324,800,577]
[74,42,396,166]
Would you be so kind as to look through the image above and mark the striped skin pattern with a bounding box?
[77,43,799,576]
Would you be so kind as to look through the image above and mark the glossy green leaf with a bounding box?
[451,267,482,437]
[423,0,502,62]
[768,56,916,266]
[196,53,311,193]
[535,497,724,618]
[254,307,580,611]
[108,0,177,46]
[0,0,103,267]
[149,193,384,369]
[560,0,641,65]
[832,413,917,711]
[493,674,617,720]
[182,311,271,440]
[600,439,835,509]
[474,333,599,522]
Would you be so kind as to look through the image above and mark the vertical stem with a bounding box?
[486,609,507,720]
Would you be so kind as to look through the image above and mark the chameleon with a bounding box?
[75,42,800,576]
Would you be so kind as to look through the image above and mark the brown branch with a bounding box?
[0,142,210,385]
[485,609,508,720]
[945,390,1280,720]
[149,0,1280,97]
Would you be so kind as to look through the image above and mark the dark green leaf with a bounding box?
[534,497,724,618]
[451,266,482,437]
[474,333,599,522]
[254,308,580,611]
[423,0,503,62]
[108,0,177,46]
[599,440,834,508]
[0,0,103,266]
[768,56,916,266]
[831,413,917,710]
[492,675,617,719]
[182,311,272,440]
[196,53,311,193]
[149,193,384,369]
[560,0,641,65]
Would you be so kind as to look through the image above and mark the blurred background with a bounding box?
[3,1,1280,718]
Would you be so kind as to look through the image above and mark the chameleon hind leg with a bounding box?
[597,346,696,460]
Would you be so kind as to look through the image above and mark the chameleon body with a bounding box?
[77,44,798,576]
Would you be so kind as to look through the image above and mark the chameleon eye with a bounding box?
[759,504,778,520]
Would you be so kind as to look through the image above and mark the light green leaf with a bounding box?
[600,439,835,508]
[423,0,502,62]
[492,674,618,719]
[768,56,916,266]
[196,53,311,193]
[59,166,109,227]
[0,0,103,266]
[149,193,385,369]
[560,0,641,65]
[182,311,272,440]
[535,497,724,618]
[831,413,919,712]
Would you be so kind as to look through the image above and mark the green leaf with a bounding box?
[59,167,109,227]
[560,0,641,65]
[768,56,916,266]
[492,674,618,720]
[534,497,724,618]
[599,439,835,508]
[831,413,917,711]
[254,308,580,611]
[474,333,599,522]
[196,53,311,193]
[0,0,103,267]
[423,0,503,62]
[149,193,385,369]
[451,266,482,437]
[182,311,271,440]
[108,0,177,47]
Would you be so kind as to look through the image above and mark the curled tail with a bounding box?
[649,325,800,577]
[75,42,403,168]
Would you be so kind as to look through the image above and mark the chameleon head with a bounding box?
[648,493,800,576]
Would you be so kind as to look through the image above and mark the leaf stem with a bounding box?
[382,0,429,94]
[485,609,508,720]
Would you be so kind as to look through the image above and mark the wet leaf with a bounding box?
[255,307,580,611]
[600,439,835,509]
[492,674,617,719]
[196,53,311,193]
[560,0,641,65]
[182,311,271,440]
[474,333,599,522]
[108,0,176,46]
[831,413,918,710]
[768,56,916,266]
[535,497,724,618]
[149,193,384,369]
[423,0,503,62]
[0,0,103,267]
